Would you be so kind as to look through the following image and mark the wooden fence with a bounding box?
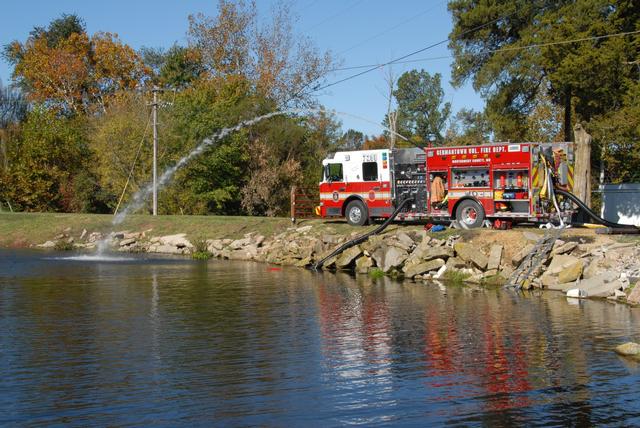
[290,185,319,223]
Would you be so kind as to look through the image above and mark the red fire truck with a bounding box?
[318,142,575,228]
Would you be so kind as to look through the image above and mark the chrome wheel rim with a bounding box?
[461,206,478,225]
[349,206,362,224]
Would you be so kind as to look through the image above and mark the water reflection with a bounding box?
[1,250,640,426]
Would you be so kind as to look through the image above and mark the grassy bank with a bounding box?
[0,212,285,248]
[0,212,378,248]
[1,211,634,252]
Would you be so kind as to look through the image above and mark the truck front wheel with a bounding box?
[345,200,369,226]
[456,199,485,229]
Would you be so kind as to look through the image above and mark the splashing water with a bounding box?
[46,254,135,262]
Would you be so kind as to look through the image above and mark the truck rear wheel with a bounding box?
[345,200,368,226]
[456,199,485,229]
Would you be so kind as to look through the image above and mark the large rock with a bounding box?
[552,241,578,256]
[567,288,588,298]
[227,249,255,260]
[540,255,584,288]
[87,232,103,243]
[396,232,415,248]
[487,244,503,271]
[512,244,535,266]
[628,284,640,305]
[322,234,342,245]
[159,234,192,249]
[335,246,363,269]
[228,237,251,250]
[454,243,488,270]
[409,245,453,264]
[355,256,374,274]
[371,244,387,268]
[361,235,384,253]
[321,254,338,269]
[577,271,621,297]
[381,246,409,273]
[123,231,142,240]
[207,239,225,251]
[403,259,445,278]
[423,246,454,261]
[38,241,56,248]
[119,238,136,247]
[149,244,186,255]
[614,342,640,359]
[557,260,584,284]
[583,257,606,279]
[445,257,466,269]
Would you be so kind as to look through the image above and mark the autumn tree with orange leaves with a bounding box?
[4,14,148,114]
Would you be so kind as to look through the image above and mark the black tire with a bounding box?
[455,199,485,229]
[345,200,369,226]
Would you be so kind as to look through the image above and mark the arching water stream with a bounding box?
[2,249,640,426]
[89,108,408,257]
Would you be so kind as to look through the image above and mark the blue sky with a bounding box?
[0,0,484,136]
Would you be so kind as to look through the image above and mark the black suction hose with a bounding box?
[554,188,638,229]
[312,197,414,270]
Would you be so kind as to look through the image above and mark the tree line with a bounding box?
[1,0,638,215]
[0,3,341,215]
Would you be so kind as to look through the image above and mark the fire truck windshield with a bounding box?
[324,163,343,182]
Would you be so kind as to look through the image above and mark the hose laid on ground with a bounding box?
[312,197,414,270]
[554,188,638,229]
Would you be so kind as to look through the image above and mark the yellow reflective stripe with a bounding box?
[319,192,392,200]
[567,165,574,189]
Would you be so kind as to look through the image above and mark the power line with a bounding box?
[113,110,153,216]
[310,11,513,94]
[330,55,451,72]
[327,29,640,74]
[281,10,512,106]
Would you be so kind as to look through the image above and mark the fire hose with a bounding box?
[539,150,636,230]
[312,197,414,270]
[554,188,638,230]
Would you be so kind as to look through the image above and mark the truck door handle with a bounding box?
[373,187,380,191]
[339,187,346,191]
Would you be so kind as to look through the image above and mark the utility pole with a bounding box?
[152,86,158,216]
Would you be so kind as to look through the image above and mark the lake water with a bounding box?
[1,249,640,426]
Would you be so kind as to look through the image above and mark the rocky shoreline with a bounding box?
[36,224,640,305]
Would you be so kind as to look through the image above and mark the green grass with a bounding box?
[442,269,472,285]
[53,240,74,251]
[190,237,213,260]
[368,268,385,279]
[0,212,295,248]
[191,251,213,260]
[0,212,408,249]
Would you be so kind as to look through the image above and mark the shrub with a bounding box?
[54,240,74,251]
[369,268,384,279]
[442,269,471,285]
[191,237,212,260]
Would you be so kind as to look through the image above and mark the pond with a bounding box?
[1,249,639,426]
